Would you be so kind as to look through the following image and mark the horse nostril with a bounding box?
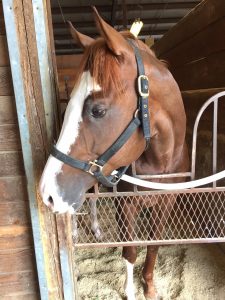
[48,196,54,204]
[47,196,54,208]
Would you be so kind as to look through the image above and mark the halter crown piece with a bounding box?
[51,40,151,187]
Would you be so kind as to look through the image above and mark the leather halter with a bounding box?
[51,40,150,187]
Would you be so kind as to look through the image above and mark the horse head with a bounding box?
[39,8,176,214]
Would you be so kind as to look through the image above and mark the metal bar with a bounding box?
[2,2,48,299]
[85,187,225,198]
[213,99,218,188]
[74,237,225,249]
[131,162,138,192]
[191,92,225,180]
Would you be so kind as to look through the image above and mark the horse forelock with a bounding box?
[74,34,135,97]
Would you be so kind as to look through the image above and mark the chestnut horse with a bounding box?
[40,8,188,300]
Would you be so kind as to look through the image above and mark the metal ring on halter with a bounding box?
[87,160,103,176]
[134,109,140,118]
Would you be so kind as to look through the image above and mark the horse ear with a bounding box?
[67,21,94,49]
[92,6,132,56]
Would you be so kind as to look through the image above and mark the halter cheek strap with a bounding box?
[130,40,151,148]
[51,41,150,187]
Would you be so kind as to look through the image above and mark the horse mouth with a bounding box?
[43,195,76,214]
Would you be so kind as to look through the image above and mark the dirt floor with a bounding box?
[75,244,225,300]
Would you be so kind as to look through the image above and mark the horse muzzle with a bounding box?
[40,182,85,214]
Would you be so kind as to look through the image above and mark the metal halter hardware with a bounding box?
[51,40,150,187]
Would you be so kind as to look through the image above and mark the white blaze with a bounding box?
[39,71,100,212]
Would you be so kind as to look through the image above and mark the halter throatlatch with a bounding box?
[51,41,150,187]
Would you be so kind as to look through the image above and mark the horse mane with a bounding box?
[73,31,165,97]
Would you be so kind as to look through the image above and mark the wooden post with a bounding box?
[2,1,63,299]
[32,1,79,299]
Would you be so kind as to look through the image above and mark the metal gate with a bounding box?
[73,92,225,248]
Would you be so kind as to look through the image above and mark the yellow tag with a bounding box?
[145,36,154,48]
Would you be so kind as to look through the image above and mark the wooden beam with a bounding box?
[51,2,200,14]
[2,1,63,299]
[33,1,77,299]
[54,28,167,40]
[158,16,225,68]
[154,0,225,57]
[57,214,79,300]
[33,0,60,146]
[53,17,180,29]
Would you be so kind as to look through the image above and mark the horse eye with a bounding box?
[91,106,106,118]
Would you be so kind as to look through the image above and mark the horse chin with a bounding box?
[54,197,85,215]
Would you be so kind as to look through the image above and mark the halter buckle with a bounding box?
[87,160,103,175]
[138,75,149,97]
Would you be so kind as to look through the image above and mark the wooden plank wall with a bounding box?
[154,0,225,92]
[0,4,40,299]
[57,54,82,102]
[153,0,225,181]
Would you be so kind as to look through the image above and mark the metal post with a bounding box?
[212,99,218,187]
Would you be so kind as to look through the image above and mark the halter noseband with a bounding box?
[51,40,150,187]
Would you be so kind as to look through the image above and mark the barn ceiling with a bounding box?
[51,0,202,55]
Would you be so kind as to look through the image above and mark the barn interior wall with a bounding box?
[0,4,40,299]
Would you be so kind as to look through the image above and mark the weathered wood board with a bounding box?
[0,35,9,66]
[0,124,21,151]
[0,225,33,250]
[0,272,39,298]
[0,152,25,177]
[0,249,36,273]
[0,96,17,124]
[0,67,13,96]
[154,0,225,59]
[153,0,225,92]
